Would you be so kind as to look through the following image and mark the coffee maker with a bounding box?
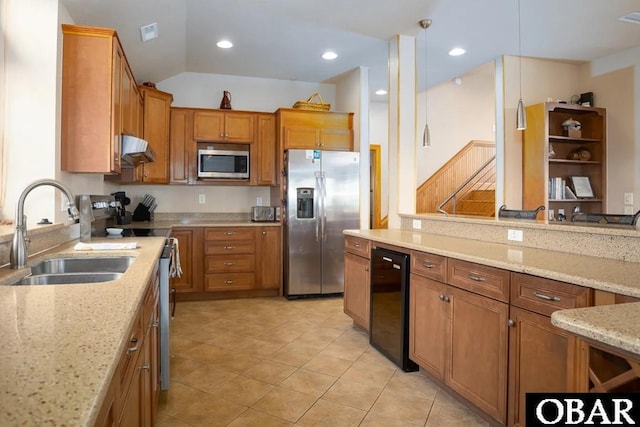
[112,191,132,224]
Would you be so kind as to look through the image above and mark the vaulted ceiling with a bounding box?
[61,0,640,98]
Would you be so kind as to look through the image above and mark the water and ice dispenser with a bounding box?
[296,188,314,219]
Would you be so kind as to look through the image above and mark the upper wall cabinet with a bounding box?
[137,86,173,183]
[61,24,140,174]
[276,108,354,151]
[193,110,255,143]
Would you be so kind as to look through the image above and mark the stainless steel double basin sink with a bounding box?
[12,256,135,285]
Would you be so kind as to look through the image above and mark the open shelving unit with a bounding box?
[523,102,606,221]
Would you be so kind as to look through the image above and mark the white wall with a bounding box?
[370,101,388,218]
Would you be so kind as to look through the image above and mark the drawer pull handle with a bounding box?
[127,337,139,354]
[467,274,486,282]
[224,262,235,266]
[224,232,235,235]
[224,280,236,285]
[422,262,436,269]
[141,364,151,371]
[533,292,560,302]
[354,243,360,248]
[224,246,235,250]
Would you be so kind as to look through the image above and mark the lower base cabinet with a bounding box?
[96,266,160,427]
[507,307,576,426]
[344,252,371,331]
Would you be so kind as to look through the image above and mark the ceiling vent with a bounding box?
[140,22,158,42]
[618,12,640,24]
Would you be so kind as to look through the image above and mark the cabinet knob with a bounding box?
[439,294,445,301]
[262,231,266,235]
[141,364,151,371]
[220,133,225,137]
[224,280,236,285]
[444,295,450,303]
[365,266,369,271]
[507,319,515,327]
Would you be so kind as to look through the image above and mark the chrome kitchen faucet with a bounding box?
[10,179,79,269]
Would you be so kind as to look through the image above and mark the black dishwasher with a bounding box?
[370,247,418,372]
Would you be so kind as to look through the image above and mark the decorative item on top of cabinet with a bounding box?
[193,109,254,143]
[61,24,142,174]
[276,108,354,151]
[507,272,590,427]
[343,236,371,331]
[523,102,606,216]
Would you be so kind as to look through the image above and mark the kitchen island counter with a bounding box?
[345,228,640,356]
[0,236,166,426]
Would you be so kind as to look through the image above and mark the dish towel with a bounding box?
[168,237,182,278]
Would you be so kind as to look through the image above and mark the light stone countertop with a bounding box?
[0,236,166,426]
[140,219,281,228]
[346,228,640,356]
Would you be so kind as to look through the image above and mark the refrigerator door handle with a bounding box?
[321,172,327,241]
[314,171,322,242]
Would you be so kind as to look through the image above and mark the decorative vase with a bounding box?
[220,91,232,109]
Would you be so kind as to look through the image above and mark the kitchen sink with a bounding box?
[30,256,135,275]
[13,272,123,285]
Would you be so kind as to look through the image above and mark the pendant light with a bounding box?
[419,19,432,146]
[516,0,526,130]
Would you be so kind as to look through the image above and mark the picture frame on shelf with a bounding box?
[570,176,594,198]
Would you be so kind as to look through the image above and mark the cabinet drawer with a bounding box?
[448,258,510,302]
[205,240,255,255]
[411,251,446,282]
[345,236,370,258]
[204,254,256,273]
[205,228,255,241]
[205,273,256,291]
[510,272,590,316]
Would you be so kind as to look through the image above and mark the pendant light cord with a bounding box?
[518,0,522,99]
[419,19,432,146]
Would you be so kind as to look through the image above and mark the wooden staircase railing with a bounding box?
[416,140,496,215]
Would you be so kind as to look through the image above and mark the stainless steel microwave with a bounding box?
[197,148,249,179]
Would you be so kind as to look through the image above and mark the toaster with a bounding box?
[251,206,279,222]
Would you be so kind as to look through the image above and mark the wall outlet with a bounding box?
[624,192,634,205]
[198,194,206,204]
[412,219,421,230]
[507,229,523,242]
[256,197,263,206]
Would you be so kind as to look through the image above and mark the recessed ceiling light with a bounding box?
[140,23,158,42]
[322,51,338,60]
[375,89,387,95]
[217,40,233,49]
[448,47,466,56]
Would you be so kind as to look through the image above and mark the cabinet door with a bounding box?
[319,128,352,150]
[409,274,448,380]
[110,43,123,174]
[343,252,370,331]
[193,111,225,141]
[256,114,277,185]
[446,286,509,424]
[119,350,143,427]
[225,112,255,142]
[140,88,172,183]
[283,126,320,149]
[170,228,204,293]
[508,307,576,427]
[170,109,194,184]
[258,227,281,290]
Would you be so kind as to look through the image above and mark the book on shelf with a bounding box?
[548,177,567,199]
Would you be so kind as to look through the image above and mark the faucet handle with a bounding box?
[68,205,80,221]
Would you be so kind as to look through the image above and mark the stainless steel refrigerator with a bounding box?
[284,149,360,298]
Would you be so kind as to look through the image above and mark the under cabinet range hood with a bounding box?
[121,135,156,166]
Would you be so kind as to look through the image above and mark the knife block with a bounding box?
[132,203,154,222]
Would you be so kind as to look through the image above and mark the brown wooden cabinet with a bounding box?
[61,24,142,174]
[97,264,160,427]
[170,228,204,294]
[276,108,354,151]
[507,272,590,426]
[254,113,277,185]
[343,236,371,331]
[204,227,257,291]
[193,110,255,143]
[169,108,195,184]
[136,86,173,183]
[523,102,607,217]
[258,226,281,291]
